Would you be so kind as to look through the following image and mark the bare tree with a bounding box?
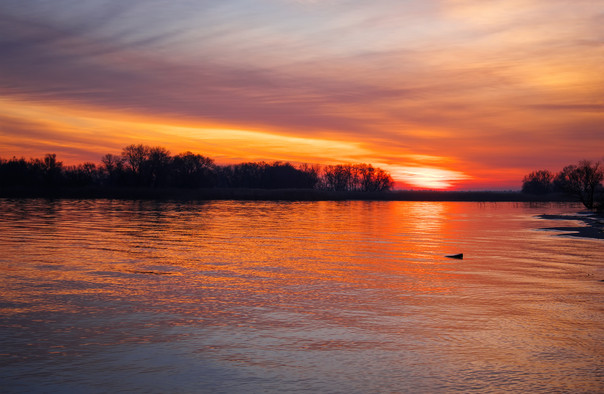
[145,146,171,187]
[121,144,149,176]
[321,163,393,192]
[172,152,216,187]
[37,153,63,186]
[554,160,603,210]
[373,167,394,191]
[522,170,554,194]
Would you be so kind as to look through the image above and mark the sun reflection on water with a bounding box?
[0,200,602,392]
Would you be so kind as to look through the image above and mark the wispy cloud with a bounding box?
[1,0,602,188]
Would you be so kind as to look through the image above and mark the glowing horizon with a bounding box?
[1,1,602,190]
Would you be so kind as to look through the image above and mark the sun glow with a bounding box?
[0,97,476,189]
[383,165,470,190]
[0,97,477,189]
[1,1,603,190]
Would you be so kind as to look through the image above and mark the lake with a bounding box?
[1,199,602,392]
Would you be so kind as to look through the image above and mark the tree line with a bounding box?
[522,159,603,211]
[0,144,394,192]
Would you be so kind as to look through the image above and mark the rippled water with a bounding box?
[0,199,602,392]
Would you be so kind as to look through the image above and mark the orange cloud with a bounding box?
[1,1,602,190]
[0,97,474,189]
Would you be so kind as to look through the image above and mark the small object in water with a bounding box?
[446,253,463,259]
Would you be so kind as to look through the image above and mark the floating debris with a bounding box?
[446,253,463,259]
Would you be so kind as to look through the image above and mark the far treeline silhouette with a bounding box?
[522,159,604,211]
[0,144,393,192]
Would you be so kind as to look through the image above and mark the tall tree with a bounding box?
[522,170,554,194]
[171,152,216,188]
[554,160,603,210]
[37,153,63,186]
[101,154,125,185]
[122,144,149,178]
[145,146,171,187]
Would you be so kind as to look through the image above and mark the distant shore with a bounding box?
[0,186,579,202]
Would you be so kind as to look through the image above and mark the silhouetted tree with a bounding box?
[262,162,311,189]
[321,164,393,192]
[371,167,394,191]
[522,170,554,194]
[120,144,172,187]
[322,165,351,191]
[221,162,263,188]
[1,146,395,194]
[121,144,149,184]
[296,163,320,189]
[0,154,68,188]
[64,163,97,187]
[218,161,320,189]
[554,160,603,210]
[144,146,171,187]
[356,164,393,191]
[35,154,63,187]
[171,152,216,188]
[101,154,126,185]
[0,157,30,187]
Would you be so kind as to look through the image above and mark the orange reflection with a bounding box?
[0,200,464,319]
[3,200,595,323]
[2,200,604,393]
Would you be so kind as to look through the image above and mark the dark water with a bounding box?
[0,199,602,393]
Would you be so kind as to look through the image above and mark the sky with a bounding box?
[1,0,603,189]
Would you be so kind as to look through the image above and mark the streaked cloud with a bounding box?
[1,0,602,189]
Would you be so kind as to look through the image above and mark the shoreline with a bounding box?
[538,213,604,240]
[0,187,579,202]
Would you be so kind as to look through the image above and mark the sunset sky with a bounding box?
[1,1,602,189]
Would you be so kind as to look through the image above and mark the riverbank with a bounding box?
[0,186,578,202]
[538,213,604,240]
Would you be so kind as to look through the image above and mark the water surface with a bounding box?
[1,200,602,392]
